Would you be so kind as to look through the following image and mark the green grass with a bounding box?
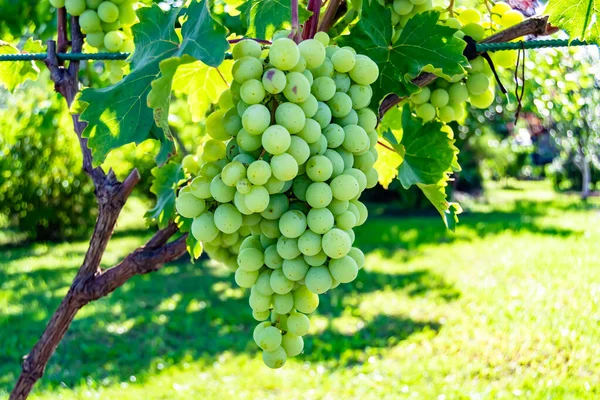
[1,180,599,399]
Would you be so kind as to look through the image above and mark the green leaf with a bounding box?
[418,183,462,231]
[178,217,203,261]
[546,0,600,43]
[79,1,229,166]
[337,4,468,107]
[145,162,185,229]
[0,38,43,92]
[396,104,458,188]
[238,0,312,39]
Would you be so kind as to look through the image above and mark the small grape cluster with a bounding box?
[175,32,381,368]
[51,0,137,82]
[382,0,435,43]
[406,3,525,122]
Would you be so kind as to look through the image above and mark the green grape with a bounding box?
[270,153,299,181]
[279,210,307,239]
[281,333,304,356]
[50,0,66,7]
[448,82,469,103]
[306,155,333,182]
[348,85,372,109]
[306,182,333,209]
[269,38,300,70]
[222,161,246,186]
[365,167,378,189]
[222,231,239,247]
[501,10,524,27]
[247,160,272,185]
[191,212,219,242]
[298,39,326,69]
[265,244,284,269]
[97,1,119,22]
[118,2,137,26]
[237,247,264,271]
[393,0,414,14]
[272,293,294,314]
[261,194,289,220]
[308,135,328,157]
[331,48,356,73]
[242,104,271,135]
[322,228,352,259]
[492,50,518,68]
[327,92,353,118]
[79,10,101,33]
[352,199,368,226]
[354,151,375,173]
[237,129,262,152]
[314,31,330,46]
[298,94,319,118]
[65,0,86,15]
[342,125,369,154]
[283,72,311,103]
[235,268,259,288]
[282,257,310,281]
[249,288,272,312]
[245,185,270,212]
[305,266,332,294]
[466,73,490,95]
[253,321,271,344]
[101,20,120,32]
[469,89,495,109]
[330,173,359,201]
[260,234,277,248]
[255,270,275,296]
[323,124,344,149]
[86,31,105,48]
[328,198,349,215]
[349,55,379,85]
[240,79,266,104]
[345,168,367,193]
[313,102,332,129]
[311,77,337,102]
[287,136,311,165]
[307,207,334,234]
[262,68,286,94]
[310,58,334,78]
[277,236,301,259]
[416,103,436,122]
[233,39,262,60]
[232,56,263,83]
[336,148,354,170]
[233,153,256,167]
[298,230,322,256]
[176,192,206,218]
[438,106,455,122]
[85,0,102,7]
[262,346,287,369]
[214,203,243,234]
[270,269,294,294]
[356,108,378,132]
[332,72,351,93]
[257,326,282,351]
[346,201,361,222]
[348,247,365,269]
[262,125,291,155]
[462,23,485,41]
[430,88,449,108]
[335,211,356,230]
[275,102,306,134]
[325,45,339,58]
[304,251,328,267]
[410,86,431,105]
[223,108,242,137]
[202,139,226,162]
[120,38,134,53]
[333,109,358,127]
[292,174,311,201]
[452,103,466,120]
[296,118,322,144]
[190,176,212,199]
[291,56,307,72]
[210,174,236,203]
[253,310,270,321]
[266,176,286,194]
[329,255,359,283]
[243,213,262,227]
[458,8,481,25]
[103,30,124,52]
[292,285,320,313]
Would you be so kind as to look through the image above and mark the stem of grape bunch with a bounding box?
[289,0,301,42]
[303,0,323,39]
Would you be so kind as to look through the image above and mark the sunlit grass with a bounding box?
[1,180,599,399]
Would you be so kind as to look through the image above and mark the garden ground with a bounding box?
[1,180,599,399]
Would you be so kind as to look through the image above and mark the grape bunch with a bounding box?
[175,32,380,368]
[50,0,137,82]
[405,3,525,122]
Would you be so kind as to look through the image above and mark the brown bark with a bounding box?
[379,15,555,117]
[10,14,187,400]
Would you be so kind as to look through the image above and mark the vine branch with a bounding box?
[303,0,322,40]
[318,0,344,32]
[379,15,555,117]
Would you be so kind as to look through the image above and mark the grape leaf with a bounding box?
[545,0,600,43]
[177,217,203,261]
[418,183,462,231]
[337,4,468,107]
[80,1,228,166]
[0,38,43,92]
[238,0,312,39]
[145,162,186,229]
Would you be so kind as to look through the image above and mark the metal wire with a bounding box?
[0,39,595,61]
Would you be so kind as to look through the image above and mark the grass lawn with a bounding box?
[1,180,599,399]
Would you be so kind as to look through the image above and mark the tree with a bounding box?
[0,0,596,397]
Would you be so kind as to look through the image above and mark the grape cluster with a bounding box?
[406,3,525,122]
[175,32,381,368]
[50,0,137,82]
